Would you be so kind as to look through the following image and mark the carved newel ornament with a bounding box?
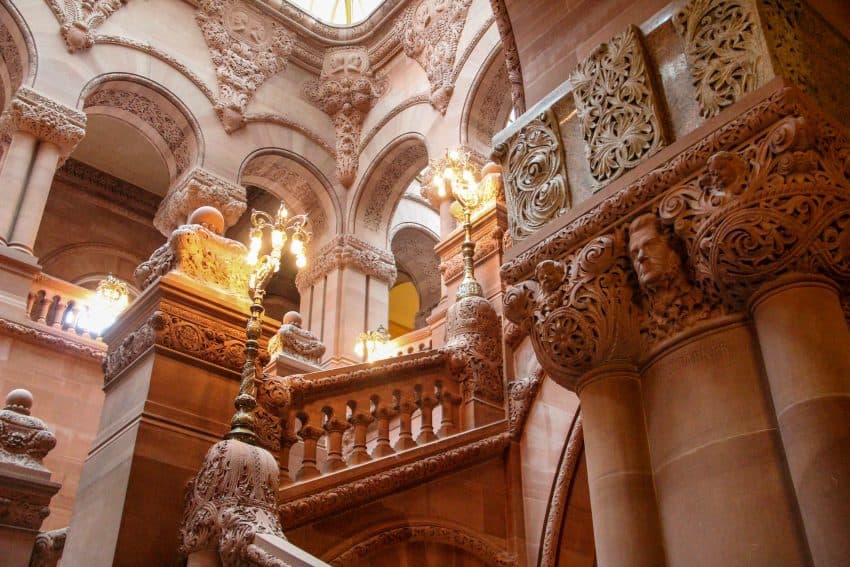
[444,295,504,404]
[268,311,326,363]
[179,440,287,567]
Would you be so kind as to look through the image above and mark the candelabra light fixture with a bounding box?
[226,203,310,444]
[76,274,130,336]
[429,148,487,299]
[354,324,391,362]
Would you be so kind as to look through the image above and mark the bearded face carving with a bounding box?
[628,214,682,293]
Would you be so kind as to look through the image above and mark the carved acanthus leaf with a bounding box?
[507,370,543,440]
[1,87,86,161]
[295,235,397,291]
[571,25,667,189]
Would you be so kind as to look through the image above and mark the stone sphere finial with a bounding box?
[188,206,225,235]
[5,388,33,415]
[282,311,302,327]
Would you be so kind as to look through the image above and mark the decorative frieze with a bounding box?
[1,87,86,160]
[0,317,104,361]
[571,25,667,189]
[294,234,397,291]
[196,0,294,132]
[401,0,473,114]
[304,47,387,187]
[493,109,570,242]
[153,168,247,236]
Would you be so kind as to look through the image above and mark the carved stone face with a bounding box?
[628,216,680,292]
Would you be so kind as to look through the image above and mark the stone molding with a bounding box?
[571,25,668,189]
[304,47,387,187]
[294,234,396,291]
[493,109,570,242]
[56,158,160,222]
[506,369,543,441]
[134,223,250,298]
[0,317,105,361]
[539,414,584,567]
[401,0,473,114]
[153,168,247,236]
[444,296,504,404]
[179,440,287,567]
[488,0,525,115]
[29,527,67,567]
[196,0,295,132]
[1,87,86,160]
[278,430,510,529]
[328,522,516,566]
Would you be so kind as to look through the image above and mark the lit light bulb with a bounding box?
[295,254,307,269]
[462,169,475,185]
[271,228,285,250]
[444,168,456,180]
[246,229,262,265]
[354,341,364,357]
[277,203,288,219]
[449,149,460,161]
[290,234,303,255]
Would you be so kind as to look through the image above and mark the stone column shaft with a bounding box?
[9,142,61,252]
[750,275,850,566]
[0,132,38,242]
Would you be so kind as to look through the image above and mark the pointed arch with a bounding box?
[461,43,513,155]
[0,0,36,111]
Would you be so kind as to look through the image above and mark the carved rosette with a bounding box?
[504,231,641,392]
[179,440,287,567]
[154,169,247,236]
[493,109,570,242]
[305,47,387,186]
[658,115,850,305]
[295,235,397,291]
[1,87,86,162]
[571,25,667,189]
[673,0,771,118]
[196,0,294,132]
[443,296,504,404]
[134,223,250,298]
[401,0,473,114]
[58,0,128,51]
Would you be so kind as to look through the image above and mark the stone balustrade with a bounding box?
[26,273,98,338]
[389,326,433,357]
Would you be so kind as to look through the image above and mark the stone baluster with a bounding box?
[347,412,373,465]
[279,432,299,485]
[371,406,396,458]
[505,233,665,567]
[394,394,417,451]
[323,417,349,473]
[30,290,48,323]
[50,295,66,328]
[437,390,458,438]
[296,425,324,481]
[416,395,438,444]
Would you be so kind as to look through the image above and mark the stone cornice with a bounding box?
[0,317,105,361]
[295,234,397,290]
[1,87,86,160]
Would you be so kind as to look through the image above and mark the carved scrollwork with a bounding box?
[493,109,570,242]
[571,25,667,188]
[268,312,325,363]
[57,0,128,51]
[673,0,770,118]
[29,527,67,567]
[444,296,504,404]
[504,231,640,391]
[507,369,543,440]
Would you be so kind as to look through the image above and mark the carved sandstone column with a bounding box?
[505,233,665,567]
[660,116,850,565]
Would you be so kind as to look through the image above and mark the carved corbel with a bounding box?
[196,0,294,132]
[305,47,387,187]
[507,369,543,440]
[179,440,287,567]
[58,0,128,52]
[443,296,504,404]
[504,231,641,392]
[153,168,247,236]
[658,115,850,305]
[401,0,473,114]
[1,87,86,163]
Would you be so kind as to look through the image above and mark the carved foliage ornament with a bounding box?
[1,87,86,160]
[30,527,68,567]
[153,169,247,236]
[58,0,128,51]
[180,440,287,567]
[507,369,542,440]
[494,109,570,241]
[268,312,325,363]
[196,0,294,132]
[402,0,473,114]
[295,235,397,291]
[488,0,526,115]
[304,47,387,187]
[571,25,667,188]
[444,296,504,403]
[673,0,771,118]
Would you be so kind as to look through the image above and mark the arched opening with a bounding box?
[389,225,440,337]
[462,46,514,155]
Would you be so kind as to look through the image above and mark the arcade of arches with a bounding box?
[0,0,848,566]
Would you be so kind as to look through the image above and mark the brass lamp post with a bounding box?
[429,148,487,299]
[226,203,310,444]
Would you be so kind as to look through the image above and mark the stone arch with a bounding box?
[0,0,36,112]
[238,148,341,248]
[324,519,513,566]
[78,73,204,188]
[461,44,513,155]
[349,133,429,248]
[390,224,440,332]
[38,241,145,290]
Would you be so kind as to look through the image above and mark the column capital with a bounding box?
[2,87,86,160]
[295,234,396,291]
[153,168,247,236]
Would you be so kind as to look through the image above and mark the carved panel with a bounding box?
[401,0,473,114]
[571,26,667,189]
[196,0,294,131]
[673,0,771,118]
[493,109,570,242]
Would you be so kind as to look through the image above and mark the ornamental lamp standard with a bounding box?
[226,203,310,444]
[428,148,487,299]
[77,274,130,337]
[354,324,391,362]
